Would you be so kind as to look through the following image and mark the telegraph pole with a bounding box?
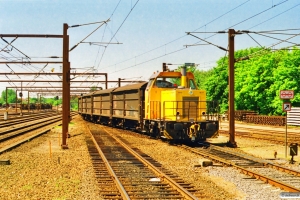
[228,29,237,147]
[62,23,70,149]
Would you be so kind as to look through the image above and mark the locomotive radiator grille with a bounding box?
[182,97,199,120]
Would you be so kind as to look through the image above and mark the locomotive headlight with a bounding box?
[176,111,180,120]
[202,111,206,120]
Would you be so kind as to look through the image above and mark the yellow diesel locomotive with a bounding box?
[78,63,219,143]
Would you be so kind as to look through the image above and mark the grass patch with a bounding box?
[22,184,32,190]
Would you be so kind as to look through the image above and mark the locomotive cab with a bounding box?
[144,65,219,143]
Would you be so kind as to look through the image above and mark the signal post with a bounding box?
[280,90,294,158]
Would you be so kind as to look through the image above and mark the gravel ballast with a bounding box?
[0,116,298,199]
[0,116,102,200]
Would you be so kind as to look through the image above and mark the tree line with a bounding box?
[197,47,300,116]
[0,90,78,110]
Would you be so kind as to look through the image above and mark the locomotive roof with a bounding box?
[149,71,194,79]
[113,81,148,92]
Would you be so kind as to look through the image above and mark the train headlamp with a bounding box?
[176,111,180,120]
[202,112,206,120]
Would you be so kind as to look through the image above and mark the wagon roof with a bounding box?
[113,82,148,92]
[92,88,116,95]
[81,91,97,97]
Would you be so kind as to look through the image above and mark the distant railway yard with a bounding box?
[0,110,300,199]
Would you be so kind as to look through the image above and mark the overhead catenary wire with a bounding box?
[0,41,42,73]
[251,28,300,33]
[84,0,124,88]
[184,1,297,63]
[246,33,263,48]
[1,37,31,60]
[0,1,296,90]
[249,3,300,30]
[229,0,288,29]
[235,31,300,62]
[68,20,109,28]
[187,33,228,51]
[236,43,300,62]
[69,19,110,52]
[96,0,140,70]
[106,0,290,74]
[101,0,251,71]
[5,64,21,79]
[253,32,299,46]
[0,37,17,53]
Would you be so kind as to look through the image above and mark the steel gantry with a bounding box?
[0,24,70,148]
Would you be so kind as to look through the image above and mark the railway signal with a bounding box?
[280,90,294,159]
[282,102,291,112]
[280,90,294,99]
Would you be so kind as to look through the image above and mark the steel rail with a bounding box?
[85,123,130,200]
[219,130,300,145]
[0,112,77,154]
[0,121,62,154]
[0,113,60,128]
[210,145,300,177]
[104,128,198,200]
[182,145,300,192]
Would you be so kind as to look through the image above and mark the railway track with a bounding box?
[85,122,203,199]
[0,112,61,129]
[220,121,300,144]
[87,124,300,193]
[181,144,300,192]
[0,112,77,154]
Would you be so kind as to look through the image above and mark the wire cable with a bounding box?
[101,0,251,71]
[246,33,263,48]
[96,0,140,70]
[69,19,109,52]
[229,0,288,28]
[254,32,299,45]
[106,0,289,74]
[249,3,300,30]
[235,32,300,62]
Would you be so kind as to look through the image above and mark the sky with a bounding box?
[0,0,299,97]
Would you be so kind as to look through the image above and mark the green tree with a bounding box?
[203,47,300,115]
[1,89,17,104]
[70,96,78,110]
